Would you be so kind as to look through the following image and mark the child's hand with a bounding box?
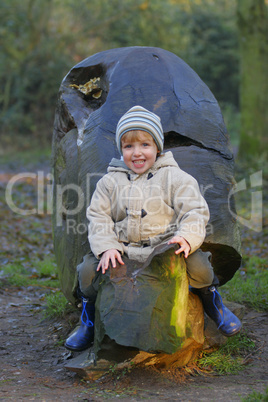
[168,236,191,258]
[97,249,125,274]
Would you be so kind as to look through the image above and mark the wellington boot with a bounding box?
[196,285,242,337]
[65,298,95,351]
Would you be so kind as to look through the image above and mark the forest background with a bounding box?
[0,0,267,159]
[0,2,267,397]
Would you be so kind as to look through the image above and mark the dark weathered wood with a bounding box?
[52,46,241,303]
[64,299,245,381]
[94,244,204,356]
[64,298,246,381]
[65,244,206,379]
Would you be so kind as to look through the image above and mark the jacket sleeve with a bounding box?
[86,177,124,258]
[172,172,210,254]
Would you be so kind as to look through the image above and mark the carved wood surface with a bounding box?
[52,46,241,302]
[94,244,204,356]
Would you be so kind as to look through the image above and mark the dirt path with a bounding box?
[0,282,267,401]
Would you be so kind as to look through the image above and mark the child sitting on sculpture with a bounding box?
[65,105,242,351]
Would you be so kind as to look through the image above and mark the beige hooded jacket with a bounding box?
[87,151,210,263]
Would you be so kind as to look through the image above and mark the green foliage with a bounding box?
[0,0,73,140]
[221,256,268,311]
[43,291,69,319]
[180,1,239,106]
[241,387,268,402]
[220,102,241,147]
[198,331,255,375]
[0,0,240,147]
[237,0,268,157]
[235,149,268,179]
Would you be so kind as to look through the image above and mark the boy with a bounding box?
[65,106,241,351]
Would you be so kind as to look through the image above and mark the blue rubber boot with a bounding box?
[197,285,242,337]
[65,298,95,351]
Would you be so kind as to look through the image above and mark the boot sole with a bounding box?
[219,325,242,337]
[64,341,93,352]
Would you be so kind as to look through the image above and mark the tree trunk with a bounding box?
[237,0,268,157]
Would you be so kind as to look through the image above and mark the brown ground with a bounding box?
[0,280,267,401]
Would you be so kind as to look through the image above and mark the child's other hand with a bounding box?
[97,249,124,274]
[168,236,191,258]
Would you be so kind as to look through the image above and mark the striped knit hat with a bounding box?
[116,106,164,154]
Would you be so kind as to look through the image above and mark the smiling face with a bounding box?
[121,130,159,174]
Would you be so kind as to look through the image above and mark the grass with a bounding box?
[221,255,268,311]
[43,291,69,319]
[0,257,60,289]
[241,387,268,402]
[198,350,243,375]
[219,331,255,355]
[197,331,255,375]
[0,256,70,319]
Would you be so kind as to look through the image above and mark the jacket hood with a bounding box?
[107,151,179,174]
